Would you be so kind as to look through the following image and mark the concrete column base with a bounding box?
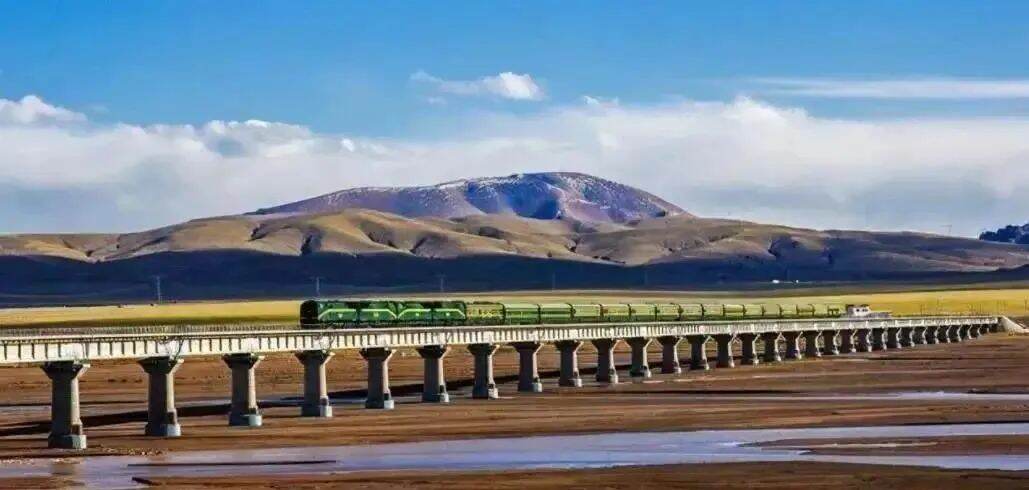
[821,331,840,356]
[658,336,683,374]
[627,337,653,380]
[872,329,888,350]
[803,331,822,358]
[300,403,333,418]
[713,334,735,368]
[296,350,334,418]
[417,345,450,403]
[555,340,583,387]
[469,343,500,398]
[687,335,710,370]
[361,347,395,409]
[761,332,781,363]
[838,330,856,353]
[886,328,902,349]
[513,342,544,392]
[223,353,264,427]
[229,413,263,427]
[592,339,620,384]
[47,434,87,450]
[140,356,183,437]
[783,332,803,360]
[738,333,759,365]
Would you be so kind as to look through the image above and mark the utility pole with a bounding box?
[436,274,446,293]
[313,277,322,298]
[551,271,557,291]
[152,275,163,304]
[942,224,953,236]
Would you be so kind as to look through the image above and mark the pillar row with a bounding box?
[687,335,710,370]
[469,343,500,398]
[223,353,263,427]
[761,332,781,363]
[658,336,682,374]
[555,340,583,387]
[416,345,450,403]
[42,361,89,449]
[139,356,183,436]
[296,350,334,417]
[738,333,759,366]
[513,342,544,392]
[592,338,620,384]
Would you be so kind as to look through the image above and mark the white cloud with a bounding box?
[2,94,1029,237]
[755,77,1029,99]
[0,95,87,124]
[411,70,544,101]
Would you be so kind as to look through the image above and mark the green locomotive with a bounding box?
[300,299,845,328]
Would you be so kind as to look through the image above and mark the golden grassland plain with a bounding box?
[2,285,1029,328]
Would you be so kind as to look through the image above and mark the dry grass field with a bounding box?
[1,286,1028,328]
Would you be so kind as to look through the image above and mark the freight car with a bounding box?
[300,299,846,328]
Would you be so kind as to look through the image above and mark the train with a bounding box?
[300,299,846,328]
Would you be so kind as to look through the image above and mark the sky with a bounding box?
[2,1,1029,236]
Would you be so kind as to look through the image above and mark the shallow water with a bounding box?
[3,422,1028,488]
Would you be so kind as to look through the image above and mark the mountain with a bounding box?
[253,172,686,224]
[4,173,1029,304]
[980,223,1029,245]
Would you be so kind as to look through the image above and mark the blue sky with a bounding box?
[2,1,1029,234]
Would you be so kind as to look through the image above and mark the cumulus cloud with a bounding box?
[0,95,87,124]
[411,70,544,101]
[755,77,1029,99]
[2,93,1029,236]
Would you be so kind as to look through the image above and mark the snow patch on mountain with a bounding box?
[252,172,687,224]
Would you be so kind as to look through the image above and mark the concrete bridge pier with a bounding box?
[761,332,782,363]
[592,339,620,384]
[738,333,760,365]
[713,334,735,368]
[937,325,951,343]
[886,328,902,349]
[513,342,544,392]
[899,327,914,347]
[469,343,500,398]
[839,330,857,353]
[627,337,653,381]
[555,340,583,387]
[855,329,873,352]
[783,332,803,360]
[361,348,395,409]
[687,335,710,370]
[223,353,263,427]
[969,325,981,338]
[658,336,683,374]
[959,325,971,341]
[872,328,888,350]
[296,350,334,417]
[416,345,450,403]
[802,331,822,358]
[925,326,939,344]
[948,325,961,343]
[912,327,927,345]
[139,356,183,436]
[821,330,840,356]
[42,361,89,449]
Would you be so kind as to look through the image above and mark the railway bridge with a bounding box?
[0,315,1009,449]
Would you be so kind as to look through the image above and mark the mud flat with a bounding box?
[0,333,1027,487]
